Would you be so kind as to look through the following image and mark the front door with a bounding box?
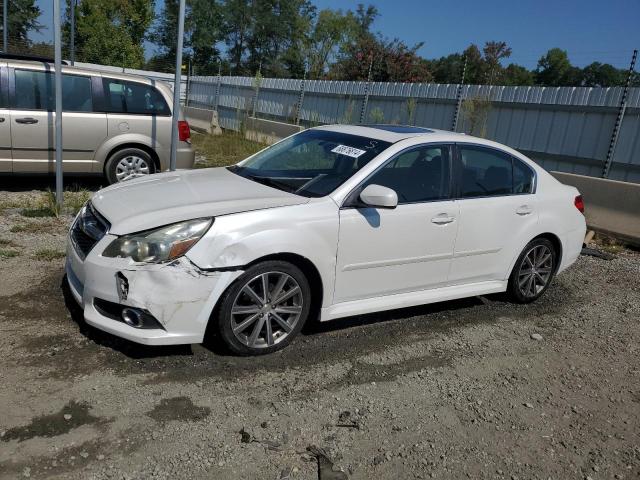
[0,67,11,172]
[334,144,458,303]
[9,68,106,173]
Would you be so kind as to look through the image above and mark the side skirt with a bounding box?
[320,280,507,322]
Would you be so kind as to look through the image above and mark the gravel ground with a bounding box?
[1,182,639,480]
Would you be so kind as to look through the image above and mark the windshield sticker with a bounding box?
[331,144,367,158]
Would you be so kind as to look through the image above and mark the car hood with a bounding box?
[91,167,309,235]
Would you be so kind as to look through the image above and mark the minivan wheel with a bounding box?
[215,261,312,355]
[105,148,155,184]
[507,238,557,303]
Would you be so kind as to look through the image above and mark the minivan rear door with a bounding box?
[9,66,107,173]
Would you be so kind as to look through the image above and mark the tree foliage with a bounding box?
[1,0,42,52]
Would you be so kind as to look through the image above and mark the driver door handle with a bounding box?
[15,117,39,124]
[431,213,455,225]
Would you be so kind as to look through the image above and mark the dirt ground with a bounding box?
[1,179,639,480]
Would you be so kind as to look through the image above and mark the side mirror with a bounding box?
[359,184,398,209]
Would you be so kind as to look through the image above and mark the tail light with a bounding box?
[574,195,584,214]
[178,120,191,142]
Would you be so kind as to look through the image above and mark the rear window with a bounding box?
[102,78,170,115]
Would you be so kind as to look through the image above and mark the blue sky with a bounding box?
[32,0,639,69]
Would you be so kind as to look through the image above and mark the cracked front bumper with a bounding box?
[65,233,242,345]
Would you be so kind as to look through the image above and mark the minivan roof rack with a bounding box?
[0,52,69,65]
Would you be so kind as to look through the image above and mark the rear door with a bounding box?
[9,67,106,173]
[0,65,11,172]
[449,144,538,284]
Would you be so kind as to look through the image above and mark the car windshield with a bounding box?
[228,129,392,197]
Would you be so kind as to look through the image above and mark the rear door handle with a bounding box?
[0,118,5,123]
[516,205,533,216]
[431,213,455,225]
[15,117,38,124]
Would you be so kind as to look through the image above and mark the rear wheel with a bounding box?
[105,148,155,184]
[507,238,557,303]
[216,261,312,355]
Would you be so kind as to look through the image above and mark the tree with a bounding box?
[581,62,625,87]
[535,48,581,86]
[66,0,153,68]
[483,41,512,84]
[0,0,42,53]
[502,64,535,86]
[149,0,224,75]
[306,9,359,79]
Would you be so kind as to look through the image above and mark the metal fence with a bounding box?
[187,76,640,183]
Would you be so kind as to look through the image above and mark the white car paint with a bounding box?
[66,125,586,346]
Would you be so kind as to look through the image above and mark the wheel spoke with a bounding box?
[274,305,302,315]
[273,286,300,305]
[242,285,264,306]
[231,305,261,315]
[537,252,551,267]
[265,315,274,346]
[232,312,261,334]
[247,315,266,347]
[269,274,288,303]
[271,312,293,333]
[261,273,269,302]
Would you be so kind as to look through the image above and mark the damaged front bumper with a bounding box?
[65,234,242,345]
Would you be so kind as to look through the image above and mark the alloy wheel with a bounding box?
[230,272,304,349]
[115,155,151,182]
[518,244,553,298]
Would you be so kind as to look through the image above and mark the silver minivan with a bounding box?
[0,55,195,184]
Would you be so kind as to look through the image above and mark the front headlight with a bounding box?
[103,218,212,263]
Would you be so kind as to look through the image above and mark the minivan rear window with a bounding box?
[102,79,170,115]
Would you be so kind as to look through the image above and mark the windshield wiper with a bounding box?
[243,173,298,194]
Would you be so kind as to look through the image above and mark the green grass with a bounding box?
[17,189,92,218]
[191,130,266,169]
[33,248,66,261]
[0,248,19,259]
[10,222,48,234]
[21,206,57,218]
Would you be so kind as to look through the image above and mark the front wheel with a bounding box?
[507,238,557,303]
[215,261,312,355]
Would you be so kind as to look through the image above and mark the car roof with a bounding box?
[0,58,160,86]
[312,124,467,143]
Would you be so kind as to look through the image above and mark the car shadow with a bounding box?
[0,175,105,192]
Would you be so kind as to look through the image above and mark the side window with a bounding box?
[459,146,513,198]
[364,145,450,203]
[13,70,92,112]
[102,78,170,115]
[14,70,53,110]
[513,159,535,194]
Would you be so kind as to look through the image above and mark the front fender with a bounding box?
[186,200,339,307]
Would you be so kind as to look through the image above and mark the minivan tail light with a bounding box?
[178,120,191,142]
[574,195,584,214]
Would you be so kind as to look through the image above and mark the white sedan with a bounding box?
[65,125,586,355]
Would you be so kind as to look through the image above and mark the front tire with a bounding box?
[215,261,312,355]
[507,238,557,303]
[105,148,155,184]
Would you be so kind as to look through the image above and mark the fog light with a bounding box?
[121,308,144,328]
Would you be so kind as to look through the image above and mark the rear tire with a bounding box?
[105,148,155,184]
[215,261,312,355]
[507,238,557,303]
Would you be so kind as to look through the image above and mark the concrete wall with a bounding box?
[552,171,640,245]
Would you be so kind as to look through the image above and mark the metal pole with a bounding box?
[602,49,637,178]
[3,0,7,53]
[54,0,63,207]
[359,55,374,124]
[169,0,186,172]
[214,60,222,111]
[451,55,468,131]
[294,62,307,125]
[185,57,191,107]
[69,0,75,65]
